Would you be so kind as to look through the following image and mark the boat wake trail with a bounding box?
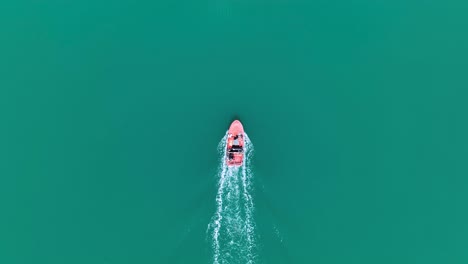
[209,132,256,264]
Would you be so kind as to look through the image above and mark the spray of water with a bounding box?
[209,132,256,264]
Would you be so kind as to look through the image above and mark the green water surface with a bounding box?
[1,0,468,263]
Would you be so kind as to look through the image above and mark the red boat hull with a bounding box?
[226,120,244,166]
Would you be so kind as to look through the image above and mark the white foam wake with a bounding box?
[209,132,256,264]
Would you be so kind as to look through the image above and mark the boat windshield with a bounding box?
[229,145,243,153]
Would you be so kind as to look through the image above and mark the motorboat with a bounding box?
[226,120,244,166]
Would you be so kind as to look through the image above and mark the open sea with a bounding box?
[1,0,468,263]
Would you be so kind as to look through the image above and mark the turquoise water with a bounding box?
[1,0,468,263]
